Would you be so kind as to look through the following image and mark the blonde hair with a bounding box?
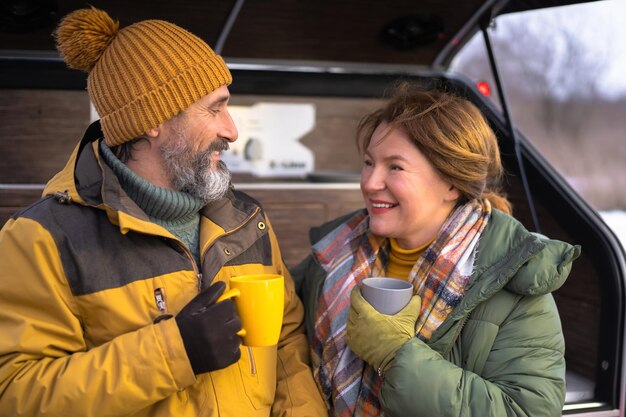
[357,84,511,214]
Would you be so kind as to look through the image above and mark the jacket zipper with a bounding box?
[204,208,261,375]
[171,209,261,373]
[172,240,202,290]
[443,313,471,357]
[247,346,257,375]
[167,208,263,371]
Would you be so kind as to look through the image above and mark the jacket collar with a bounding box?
[43,121,262,243]
[437,209,580,328]
[473,209,579,296]
[425,209,579,352]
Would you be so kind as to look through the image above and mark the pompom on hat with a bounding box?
[55,7,232,146]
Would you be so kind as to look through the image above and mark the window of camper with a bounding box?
[225,94,382,182]
[450,0,626,212]
[450,0,626,410]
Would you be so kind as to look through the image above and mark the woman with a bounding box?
[293,85,580,417]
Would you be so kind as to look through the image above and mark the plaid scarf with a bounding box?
[311,199,491,417]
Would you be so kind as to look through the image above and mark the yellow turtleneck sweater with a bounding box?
[386,238,434,280]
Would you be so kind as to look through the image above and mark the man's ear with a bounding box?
[145,126,160,138]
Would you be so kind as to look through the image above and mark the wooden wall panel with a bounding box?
[0,188,42,224]
[242,187,364,267]
[0,90,89,183]
[0,90,378,183]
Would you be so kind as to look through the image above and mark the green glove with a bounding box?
[346,286,421,374]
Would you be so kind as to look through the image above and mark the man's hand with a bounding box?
[347,286,421,374]
[175,281,243,374]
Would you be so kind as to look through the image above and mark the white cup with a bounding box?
[360,277,414,315]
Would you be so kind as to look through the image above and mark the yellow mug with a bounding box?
[217,274,285,347]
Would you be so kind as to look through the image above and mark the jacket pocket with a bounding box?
[238,346,277,410]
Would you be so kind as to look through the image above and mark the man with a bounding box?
[0,7,326,417]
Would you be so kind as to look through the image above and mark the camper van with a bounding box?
[1,0,624,415]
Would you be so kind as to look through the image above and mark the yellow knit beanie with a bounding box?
[54,7,232,146]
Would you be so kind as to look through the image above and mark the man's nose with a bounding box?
[221,110,238,142]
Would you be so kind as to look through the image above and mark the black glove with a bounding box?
[175,281,242,374]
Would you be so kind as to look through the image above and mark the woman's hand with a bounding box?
[347,286,421,374]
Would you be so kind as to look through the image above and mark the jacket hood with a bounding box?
[43,144,90,206]
[43,122,106,205]
[42,121,176,238]
[506,236,580,295]
[475,209,581,296]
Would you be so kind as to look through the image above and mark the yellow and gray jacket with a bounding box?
[0,122,327,417]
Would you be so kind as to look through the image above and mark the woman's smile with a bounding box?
[360,122,459,249]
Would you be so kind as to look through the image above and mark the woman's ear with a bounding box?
[445,185,461,202]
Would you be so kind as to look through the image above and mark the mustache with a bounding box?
[207,139,230,153]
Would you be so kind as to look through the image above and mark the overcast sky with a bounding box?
[506,0,626,99]
[452,0,626,100]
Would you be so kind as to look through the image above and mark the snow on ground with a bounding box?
[600,210,626,251]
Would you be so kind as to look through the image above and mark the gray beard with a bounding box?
[161,135,232,205]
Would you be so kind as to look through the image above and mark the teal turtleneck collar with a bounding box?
[99,140,203,264]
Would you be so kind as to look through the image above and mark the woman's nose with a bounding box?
[360,167,385,192]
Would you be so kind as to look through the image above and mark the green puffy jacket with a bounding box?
[292,208,581,417]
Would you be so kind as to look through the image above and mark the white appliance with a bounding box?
[222,102,315,177]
